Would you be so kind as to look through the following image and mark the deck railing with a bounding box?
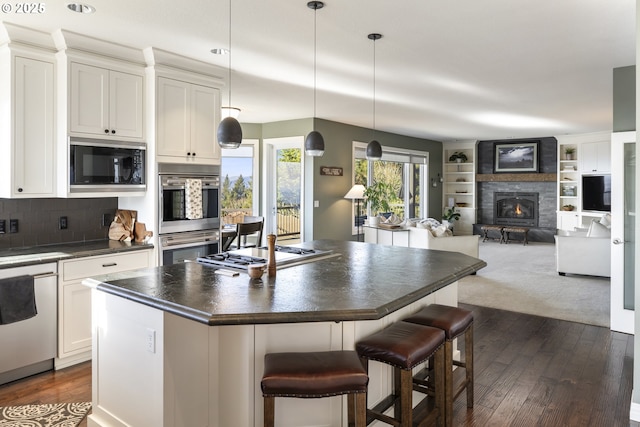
[221,204,301,239]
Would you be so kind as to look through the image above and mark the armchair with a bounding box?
[554,226,610,278]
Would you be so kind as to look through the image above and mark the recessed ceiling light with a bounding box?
[211,48,229,55]
[67,3,96,14]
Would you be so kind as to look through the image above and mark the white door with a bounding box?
[156,77,191,157]
[70,63,109,135]
[190,83,220,161]
[109,70,144,139]
[263,137,305,243]
[13,56,55,197]
[611,131,635,334]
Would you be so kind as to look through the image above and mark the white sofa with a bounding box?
[554,225,611,278]
[407,227,480,258]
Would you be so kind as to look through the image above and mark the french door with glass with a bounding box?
[611,131,635,334]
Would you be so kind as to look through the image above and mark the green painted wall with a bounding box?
[239,118,442,241]
[312,119,443,241]
[613,65,635,132]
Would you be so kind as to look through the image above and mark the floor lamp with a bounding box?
[344,184,366,242]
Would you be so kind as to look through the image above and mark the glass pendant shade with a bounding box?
[217,116,243,149]
[305,130,325,157]
[366,140,382,160]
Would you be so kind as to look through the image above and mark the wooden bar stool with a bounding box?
[402,304,474,427]
[356,321,445,427]
[261,350,368,427]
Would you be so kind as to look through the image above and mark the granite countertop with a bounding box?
[0,240,154,269]
[86,239,486,326]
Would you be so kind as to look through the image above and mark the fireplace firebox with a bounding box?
[494,192,539,227]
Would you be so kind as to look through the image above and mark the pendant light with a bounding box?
[304,1,325,157]
[366,33,382,161]
[217,0,243,149]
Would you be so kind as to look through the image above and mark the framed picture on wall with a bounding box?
[494,142,538,172]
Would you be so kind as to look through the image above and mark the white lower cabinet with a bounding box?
[56,250,151,369]
[88,283,458,427]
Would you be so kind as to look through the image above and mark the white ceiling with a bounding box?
[1,0,635,142]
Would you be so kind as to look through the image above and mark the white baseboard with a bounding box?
[630,390,640,421]
[54,351,91,370]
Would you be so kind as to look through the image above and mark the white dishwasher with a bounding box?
[0,262,57,385]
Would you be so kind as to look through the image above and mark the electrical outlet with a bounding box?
[146,328,156,353]
[102,213,113,227]
[9,219,18,233]
[59,216,68,230]
[0,220,5,234]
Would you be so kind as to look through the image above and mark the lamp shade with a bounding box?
[366,140,382,160]
[344,184,366,200]
[305,130,325,156]
[217,116,243,149]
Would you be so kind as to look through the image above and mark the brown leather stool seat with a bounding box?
[261,350,368,427]
[356,321,445,427]
[402,304,474,427]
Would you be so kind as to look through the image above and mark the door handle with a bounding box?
[613,238,624,245]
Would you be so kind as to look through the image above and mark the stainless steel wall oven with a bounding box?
[158,163,221,265]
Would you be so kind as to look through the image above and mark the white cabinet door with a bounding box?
[190,83,220,161]
[109,70,144,139]
[157,77,191,157]
[12,56,55,197]
[157,77,221,163]
[70,62,109,136]
[70,63,144,139]
[57,250,152,366]
[61,282,92,354]
[581,141,611,173]
[557,211,580,231]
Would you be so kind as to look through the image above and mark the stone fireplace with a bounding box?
[494,192,539,227]
[473,136,558,242]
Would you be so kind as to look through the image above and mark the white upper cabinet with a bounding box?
[156,76,220,163]
[580,140,611,173]
[70,62,144,140]
[13,56,56,197]
[0,32,57,199]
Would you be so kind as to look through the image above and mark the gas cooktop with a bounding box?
[196,245,334,270]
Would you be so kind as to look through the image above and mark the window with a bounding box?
[221,139,260,225]
[352,142,429,232]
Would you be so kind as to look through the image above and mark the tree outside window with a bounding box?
[352,142,429,224]
[221,146,256,224]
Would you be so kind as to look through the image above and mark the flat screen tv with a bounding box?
[582,174,611,212]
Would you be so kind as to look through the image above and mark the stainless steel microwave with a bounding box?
[69,137,146,193]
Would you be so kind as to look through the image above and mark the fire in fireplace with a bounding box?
[494,192,539,227]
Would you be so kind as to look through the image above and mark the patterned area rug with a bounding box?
[0,402,91,426]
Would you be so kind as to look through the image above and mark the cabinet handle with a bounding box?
[104,129,109,133]
[33,272,57,279]
[111,130,116,134]
[192,152,196,156]
[17,188,23,193]
[102,262,117,267]
[187,152,192,156]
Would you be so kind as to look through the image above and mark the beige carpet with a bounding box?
[459,241,610,327]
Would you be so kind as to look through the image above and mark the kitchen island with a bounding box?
[84,240,485,427]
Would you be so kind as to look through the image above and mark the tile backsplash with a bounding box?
[0,198,118,250]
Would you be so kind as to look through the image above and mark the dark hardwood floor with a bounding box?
[0,304,635,426]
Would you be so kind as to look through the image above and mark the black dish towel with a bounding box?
[0,275,37,325]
